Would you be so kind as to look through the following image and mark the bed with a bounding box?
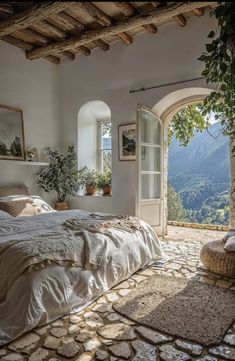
[0,190,162,346]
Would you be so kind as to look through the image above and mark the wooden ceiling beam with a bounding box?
[60,51,75,61]
[143,24,158,33]
[114,2,158,34]
[1,35,60,64]
[65,7,110,52]
[193,8,205,16]
[79,2,111,27]
[31,20,67,40]
[0,2,75,37]
[0,4,14,15]
[79,2,133,45]
[1,34,33,50]
[44,54,60,64]
[174,14,187,27]
[113,2,136,17]
[26,2,214,61]
[13,28,49,45]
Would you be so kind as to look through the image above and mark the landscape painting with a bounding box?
[0,105,25,160]
[119,123,136,160]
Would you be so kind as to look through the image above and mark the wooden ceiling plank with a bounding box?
[79,2,133,45]
[13,28,49,45]
[114,2,158,34]
[0,4,14,15]
[1,34,33,50]
[65,7,110,51]
[174,14,186,27]
[31,20,66,39]
[113,2,136,17]
[151,2,161,7]
[0,2,75,37]
[193,8,204,16]
[79,2,111,27]
[26,2,213,60]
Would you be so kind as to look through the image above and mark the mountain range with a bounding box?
[168,122,230,224]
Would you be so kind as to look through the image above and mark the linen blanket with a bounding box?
[0,213,144,302]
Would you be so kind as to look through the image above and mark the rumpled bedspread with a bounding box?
[0,213,146,302]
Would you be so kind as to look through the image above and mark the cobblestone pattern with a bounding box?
[1,227,235,361]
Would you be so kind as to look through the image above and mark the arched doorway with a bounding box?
[151,87,213,235]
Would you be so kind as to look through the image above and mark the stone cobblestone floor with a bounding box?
[1,226,235,361]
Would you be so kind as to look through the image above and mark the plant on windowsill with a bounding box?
[97,171,112,196]
[37,146,79,210]
[79,166,98,195]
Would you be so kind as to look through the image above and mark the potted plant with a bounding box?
[37,146,79,210]
[97,171,112,196]
[79,167,98,195]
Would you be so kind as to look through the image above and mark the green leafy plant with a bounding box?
[198,2,235,136]
[168,104,208,146]
[79,167,98,187]
[97,171,112,189]
[37,146,79,202]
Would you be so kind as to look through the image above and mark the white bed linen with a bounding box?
[0,210,162,346]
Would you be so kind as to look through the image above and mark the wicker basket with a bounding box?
[200,240,235,278]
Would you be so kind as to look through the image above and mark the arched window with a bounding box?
[77,101,111,173]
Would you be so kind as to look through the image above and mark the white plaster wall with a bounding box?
[58,11,216,215]
[0,42,59,201]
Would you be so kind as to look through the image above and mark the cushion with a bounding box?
[0,186,29,197]
[0,210,13,219]
[224,236,235,252]
[0,195,54,217]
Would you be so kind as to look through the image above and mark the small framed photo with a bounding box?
[118,123,136,161]
[0,104,25,160]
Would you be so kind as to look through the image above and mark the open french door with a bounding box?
[136,105,164,236]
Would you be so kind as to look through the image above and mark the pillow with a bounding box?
[0,186,29,197]
[0,210,13,219]
[224,236,235,252]
[0,195,55,217]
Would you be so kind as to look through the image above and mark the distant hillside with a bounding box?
[168,122,230,225]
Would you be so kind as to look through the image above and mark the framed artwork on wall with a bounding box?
[118,123,136,161]
[0,104,25,160]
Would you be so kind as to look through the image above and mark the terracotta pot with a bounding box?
[86,185,96,195]
[55,201,69,211]
[103,186,111,196]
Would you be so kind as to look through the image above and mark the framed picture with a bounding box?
[118,123,136,161]
[0,104,25,160]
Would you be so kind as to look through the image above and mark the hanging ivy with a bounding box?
[199,2,235,136]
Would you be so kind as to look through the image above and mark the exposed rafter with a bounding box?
[79,2,133,45]
[193,8,205,16]
[174,14,187,27]
[26,2,213,61]
[0,2,74,37]
[114,2,158,34]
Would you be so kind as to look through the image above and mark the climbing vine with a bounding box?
[199,2,235,136]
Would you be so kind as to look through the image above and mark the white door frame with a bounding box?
[136,104,164,235]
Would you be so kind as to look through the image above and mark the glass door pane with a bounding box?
[141,146,161,172]
[141,174,161,199]
[140,108,161,145]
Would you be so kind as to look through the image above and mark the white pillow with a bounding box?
[0,210,13,219]
[224,236,235,252]
[0,195,55,217]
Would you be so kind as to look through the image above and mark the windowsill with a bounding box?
[76,193,112,198]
